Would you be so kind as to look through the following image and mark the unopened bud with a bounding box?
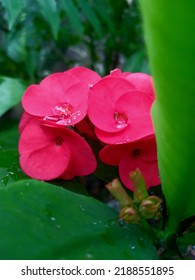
[129,168,148,203]
[120,206,140,223]
[139,195,162,219]
[106,178,133,208]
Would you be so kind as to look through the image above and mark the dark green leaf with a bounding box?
[6,28,27,63]
[0,149,27,187]
[0,120,19,149]
[77,0,102,38]
[50,177,89,196]
[0,0,24,29]
[0,180,158,259]
[36,0,60,39]
[60,0,83,36]
[0,76,26,116]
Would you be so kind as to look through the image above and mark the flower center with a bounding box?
[55,136,64,146]
[114,111,128,129]
[44,102,81,125]
[133,148,140,157]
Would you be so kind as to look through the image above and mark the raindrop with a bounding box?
[1,176,9,186]
[50,217,56,221]
[114,111,128,129]
[56,224,61,229]
[85,252,93,259]
[44,103,81,126]
[129,245,136,250]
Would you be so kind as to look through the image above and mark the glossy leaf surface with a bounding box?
[139,1,195,233]
[0,180,158,259]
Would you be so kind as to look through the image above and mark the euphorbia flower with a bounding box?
[88,74,154,144]
[22,67,100,127]
[18,118,97,180]
[99,135,160,191]
[108,68,155,101]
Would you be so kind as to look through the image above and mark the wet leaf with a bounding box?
[0,180,158,259]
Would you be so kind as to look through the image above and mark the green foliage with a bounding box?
[139,0,195,234]
[0,0,145,82]
[0,0,24,30]
[0,76,26,116]
[0,180,158,259]
[37,0,60,39]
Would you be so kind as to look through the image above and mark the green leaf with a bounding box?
[0,149,27,187]
[123,51,150,73]
[0,120,19,149]
[50,178,89,196]
[60,0,83,36]
[36,0,60,39]
[0,76,26,116]
[0,180,158,259]
[6,28,27,63]
[0,0,24,29]
[139,1,195,233]
[77,0,102,38]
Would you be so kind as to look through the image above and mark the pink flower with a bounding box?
[18,117,97,180]
[22,67,100,127]
[99,135,160,191]
[88,71,155,144]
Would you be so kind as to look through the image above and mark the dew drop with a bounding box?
[114,111,128,129]
[50,217,56,221]
[53,103,74,116]
[129,245,136,250]
[85,252,93,259]
[44,103,81,126]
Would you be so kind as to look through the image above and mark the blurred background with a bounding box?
[0,0,148,84]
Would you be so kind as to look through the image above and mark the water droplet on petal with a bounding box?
[114,111,128,129]
[44,103,81,125]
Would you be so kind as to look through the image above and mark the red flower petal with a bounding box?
[99,143,130,165]
[19,121,71,180]
[125,73,155,101]
[58,128,97,179]
[119,154,160,191]
[74,116,97,140]
[108,68,131,78]
[88,77,135,132]
[65,66,101,85]
[95,118,154,144]
[22,72,89,125]
[19,120,97,180]
[99,136,157,166]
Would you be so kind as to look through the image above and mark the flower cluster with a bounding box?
[19,66,160,190]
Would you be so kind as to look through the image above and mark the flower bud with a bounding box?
[120,206,140,223]
[105,178,133,208]
[139,195,162,219]
[129,168,148,203]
